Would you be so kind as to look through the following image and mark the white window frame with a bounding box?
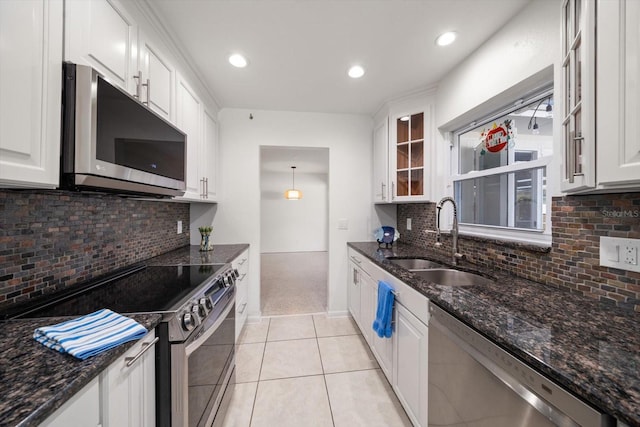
[449,89,553,247]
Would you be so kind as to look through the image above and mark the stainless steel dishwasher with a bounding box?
[428,303,615,427]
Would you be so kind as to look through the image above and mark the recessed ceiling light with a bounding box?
[436,31,457,46]
[229,53,248,68]
[348,65,365,79]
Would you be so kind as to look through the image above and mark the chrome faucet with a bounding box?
[435,196,463,265]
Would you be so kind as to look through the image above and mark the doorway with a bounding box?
[259,146,329,316]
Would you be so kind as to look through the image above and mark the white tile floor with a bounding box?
[218,314,412,427]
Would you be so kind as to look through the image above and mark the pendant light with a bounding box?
[284,166,303,200]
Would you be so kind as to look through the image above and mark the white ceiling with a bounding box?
[147,0,531,115]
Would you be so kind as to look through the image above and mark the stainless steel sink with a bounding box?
[387,258,444,270]
[412,269,493,287]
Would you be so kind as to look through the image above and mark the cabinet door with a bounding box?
[233,249,250,341]
[370,279,394,382]
[65,0,138,94]
[0,0,62,188]
[101,332,157,427]
[389,109,431,202]
[348,262,361,327]
[373,118,389,203]
[596,0,640,187]
[176,74,203,199]
[560,0,596,192]
[359,272,374,345]
[202,108,219,200]
[40,377,100,427]
[393,303,428,427]
[139,32,175,122]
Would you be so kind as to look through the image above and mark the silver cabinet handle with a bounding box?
[350,256,362,264]
[381,182,386,201]
[125,337,159,367]
[238,258,247,265]
[142,78,150,105]
[238,303,247,314]
[391,181,395,200]
[205,177,209,198]
[133,71,143,100]
[239,273,247,281]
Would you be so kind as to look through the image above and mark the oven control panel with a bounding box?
[169,264,235,342]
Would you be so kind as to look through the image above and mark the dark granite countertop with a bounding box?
[0,314,162,427]
[145,243,249,266]
[0,244,248,427]
[348,241,640,427]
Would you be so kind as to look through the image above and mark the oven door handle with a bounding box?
[125,336,159,367]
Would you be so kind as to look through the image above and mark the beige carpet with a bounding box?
[260,252,328,316]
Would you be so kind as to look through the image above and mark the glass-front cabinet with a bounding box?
[389,108,431,202]
[561,0,596,192]
[560,0,640,193]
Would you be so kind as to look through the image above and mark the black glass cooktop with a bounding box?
[11,264,226,318]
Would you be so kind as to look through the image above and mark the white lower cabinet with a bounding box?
[370,279,394,381]
[393,303,428,427]
[100,330,157,427]
[347,247,428,426]
[348,259,362,328]
[233,249,250,341]
[40,377,101,427]
[40,331,157,427]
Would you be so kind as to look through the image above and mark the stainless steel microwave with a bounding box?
[61,63,186,197]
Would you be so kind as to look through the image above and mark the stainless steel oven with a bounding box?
[167,285,235,427]
[155,266,237,427]
[428,303,614,427]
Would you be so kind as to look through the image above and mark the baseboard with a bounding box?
[326,309,350,317]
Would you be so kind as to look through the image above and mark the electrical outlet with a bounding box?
[407,218,412,230]
[177,220,182,234]
[624,245,638,265]
[600,237,640,272]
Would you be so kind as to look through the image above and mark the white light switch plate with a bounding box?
[407,218,412,230]
[600,236,640,272]
[338,219,349,230]
[177,220,183,234]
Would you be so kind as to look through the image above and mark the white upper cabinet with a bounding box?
[389,108,432,202]
[66,0,176,122]
[138,31,175,122]
[373,118,389,203]
[202,108,219,201]
[176,74,203,200]
[373,94,435,203]
[65,0,138,94]
[561,0,640,193]
[595,0,640,188]
[0,0,63,189]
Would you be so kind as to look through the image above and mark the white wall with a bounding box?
[432,0,561,200]
[212,109,373,318]
[261,171,328,253]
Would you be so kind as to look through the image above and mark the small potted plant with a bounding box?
[198,226,213,251]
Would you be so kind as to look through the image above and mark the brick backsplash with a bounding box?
[397,193,640,312]
[0,190,190,310]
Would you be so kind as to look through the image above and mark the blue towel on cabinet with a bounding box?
[34,309,147,360]
[372,281,395,338]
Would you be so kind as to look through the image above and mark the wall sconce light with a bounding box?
[284,166,303,200]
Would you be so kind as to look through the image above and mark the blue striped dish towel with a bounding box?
[34,309,147,360]
[372,281,395,338]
